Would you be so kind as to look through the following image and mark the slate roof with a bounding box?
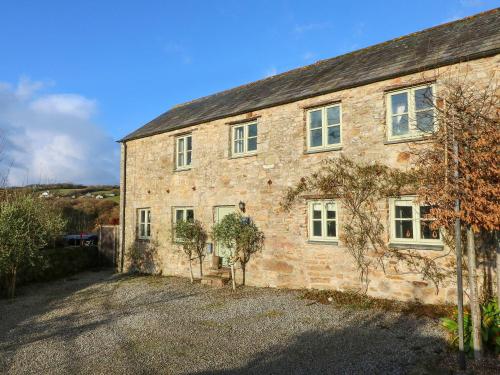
[121,9,500,142]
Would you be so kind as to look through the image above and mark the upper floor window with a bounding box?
[386,84,436,141]
[389,196,441,245]
[137,208,151,240]
[232,122,258,156]
[308,200,338,242]
[176,134,192,169]
[307,104,342,151]
[173,207,194,240]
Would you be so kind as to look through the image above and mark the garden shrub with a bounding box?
[1,246,99,295]
[441,299,500,355]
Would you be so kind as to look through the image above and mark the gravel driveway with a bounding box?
[0,270,455,374]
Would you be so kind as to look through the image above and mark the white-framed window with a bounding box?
[232,121,258,156]
[137,208,151,240]
[386,84,436,141]
[306,104,342,151]
[389,196,442,245]
[176,134,192,169]
[308,200,338,241]
[173,207,194,240]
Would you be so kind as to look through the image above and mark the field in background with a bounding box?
[8,184,121,232]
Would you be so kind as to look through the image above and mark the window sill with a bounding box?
[388,242,444,251]
[307,240,339,246]
[174,167,192,172]
[305,146,342,155]
[136,238,151,242]
[230,152,258,160]
[384,136,432,145]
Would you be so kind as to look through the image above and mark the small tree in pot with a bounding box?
[212,213,264,290]
[175,219,208,283]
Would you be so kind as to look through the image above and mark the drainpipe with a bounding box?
[119,141,127,273]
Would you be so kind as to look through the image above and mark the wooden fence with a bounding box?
[98,225,119,268]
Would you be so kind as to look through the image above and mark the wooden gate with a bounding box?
[98,225,119,268]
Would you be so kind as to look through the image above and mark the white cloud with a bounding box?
[31,94,96,119]
[0,77,119,186]
[15,76,46,99]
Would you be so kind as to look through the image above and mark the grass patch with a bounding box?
[301,289,454,319]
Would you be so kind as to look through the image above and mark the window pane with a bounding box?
[146,223,151,237]
[421,221,440,240]
[186,209,194,222]
[313,221,322,237]
[327,221,336,237]
[186,136,192,151]
[420,206,439,240]
[391,92,408,114]
[415,87,433,110]
[392,114,409,136]
[327,125,341,145]
[416,110,434,133]
[310,129,322,147]
[178,138,184,152]
[140,210,145,223]
[395,206,413,219]
[248,123,257,137]
[396,220,413,239]
[234,140,244,153]
[247,137,257,151]
[235,127,244,139]
[176,210,184,222]
[140,223,145,237]
[186,151,192,165]
[327,106,340,125]
[326,207,336,219]
[147,210,151,224]
[312,204,322,219]
[310,110,322,129]
[178,152,184,166]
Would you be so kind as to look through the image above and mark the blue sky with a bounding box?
[0,0,498,185]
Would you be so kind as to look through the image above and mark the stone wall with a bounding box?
[120,56,498,304]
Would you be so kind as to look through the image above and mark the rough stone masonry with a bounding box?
[119,12,499,304]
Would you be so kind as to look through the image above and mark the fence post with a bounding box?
[98,225,102,266]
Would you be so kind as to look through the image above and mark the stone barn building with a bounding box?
[119,10,499,304]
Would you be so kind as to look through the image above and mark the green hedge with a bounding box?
[16,246,99,285]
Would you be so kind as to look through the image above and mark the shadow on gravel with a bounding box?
[0,270,115,372]
[193,314,449,375]
[0,271,204,374]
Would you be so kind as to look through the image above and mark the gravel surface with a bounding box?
[0,270,473,374]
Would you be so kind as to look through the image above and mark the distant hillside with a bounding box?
[8,184,120,232]
[30,184,120,203]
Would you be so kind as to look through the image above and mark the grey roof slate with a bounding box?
[121,9,500,142]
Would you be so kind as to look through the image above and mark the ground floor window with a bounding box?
[389,196,441,245]
[308,200,338,241]
[173,207,194,240]
[137,208,151,239]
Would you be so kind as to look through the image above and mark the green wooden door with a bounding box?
[215,206,236,267]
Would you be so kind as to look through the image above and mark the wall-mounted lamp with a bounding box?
[238,201,246,213]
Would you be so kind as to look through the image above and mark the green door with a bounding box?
[215,206,236,267]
